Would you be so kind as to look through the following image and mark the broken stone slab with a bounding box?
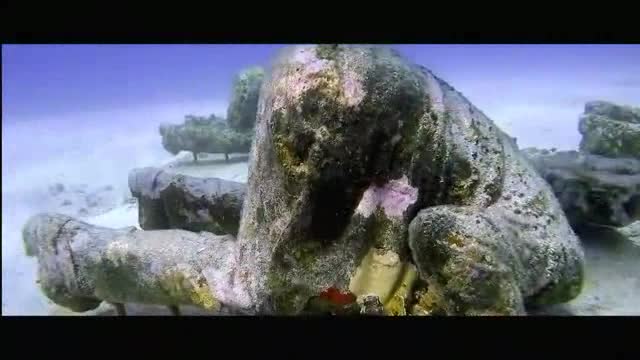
[23,213,251,314]
[128,167,246,235]
[523,148,640,228]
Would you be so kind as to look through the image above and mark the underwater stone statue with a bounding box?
[128,167,246,236]
[24,45,585,316]
[523,149,640,228]
[523,101,640,229]
[159,115,253,162]
[158,66,264,163]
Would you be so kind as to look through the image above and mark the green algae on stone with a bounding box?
[579,114,640,158]
[88,246,218,309]
[410,283,448,316]
[446,156,480,204]
[291,241,323,269]
[87,251,145,304]
[259,45,427,252]
[159,114,253,162]
[266,271,314,315]
[526,245,585,307]
[23,213,241,314]
[315,44,342,61]
[129,168,246,234]
[161,184,243,236]
[408,202,582,315]
[227,66,265,131]
[157,269,220,310]
[370,207,409,256]
[40,280,102,313]
[584,100,640,124]
[522,191,551,218]
[30,44,586,317]
[438,250,522,315]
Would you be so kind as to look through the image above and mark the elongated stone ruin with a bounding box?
[128,167,246,235]
[23,213,249,314]
[24,45,586,316]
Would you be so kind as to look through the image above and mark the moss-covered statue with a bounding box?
[159,67,264,162]
[227,67,265,131]
[523,101,639,229]
[159,114,252,162]
[24,45,585,316]
[578,100,640,159]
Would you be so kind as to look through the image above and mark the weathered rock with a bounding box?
[578,101,640,158]
[523,149,640,228]
[23,213,249,313]
[26,45,585,316]
[233,44,584,315]
[227,67,265,131]
[128,167,246,235]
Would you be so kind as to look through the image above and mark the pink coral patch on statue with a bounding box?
[356,175,418,218]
